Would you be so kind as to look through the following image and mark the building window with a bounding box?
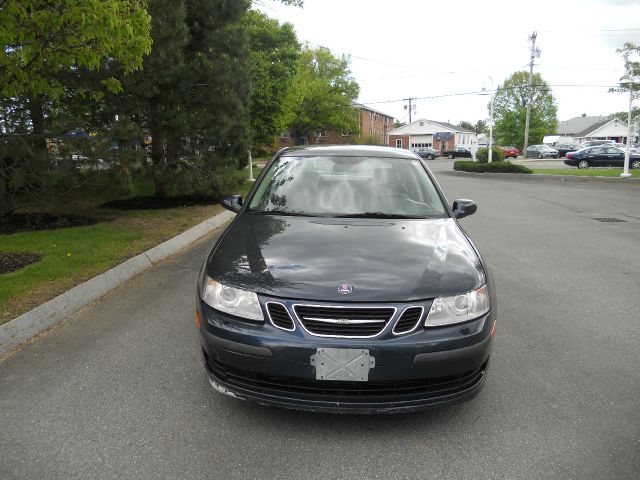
[396,139,402,148]
[316,129,326,137]
[280,131,290,139]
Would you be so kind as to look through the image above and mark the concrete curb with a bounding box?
[0,209,235,357]
[445,170,640,184]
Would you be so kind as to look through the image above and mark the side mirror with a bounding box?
[221,195,243,213]
[452,199,477,219]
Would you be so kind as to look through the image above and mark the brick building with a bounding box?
[387,119,476,154]
[277,103,395,148]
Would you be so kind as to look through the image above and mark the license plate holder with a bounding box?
[310,348,375,382]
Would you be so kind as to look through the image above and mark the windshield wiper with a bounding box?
[336,212,421,219]
[249,210,315,216]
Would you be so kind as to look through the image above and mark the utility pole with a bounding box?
[523,31,540,154]
[404,98,417,123]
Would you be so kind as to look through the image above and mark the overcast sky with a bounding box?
[257,0,640,125]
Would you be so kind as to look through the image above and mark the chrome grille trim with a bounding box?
[266,301,296,332]
[292,304,397,338]
[392,306,425,335]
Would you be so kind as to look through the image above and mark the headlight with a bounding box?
[201,276,264,321]
[425,285,489,327]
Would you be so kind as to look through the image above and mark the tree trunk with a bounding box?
[150,122,168,197]
[28,96,47,155]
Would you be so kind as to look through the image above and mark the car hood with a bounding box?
[207,214,485,302]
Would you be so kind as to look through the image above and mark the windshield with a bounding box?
[248,155,447,218]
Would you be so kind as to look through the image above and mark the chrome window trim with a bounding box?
[265,301,296,332]
[292,303,398,339]
[392,306,425,336]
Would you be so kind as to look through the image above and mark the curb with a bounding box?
[445,170,640,184]
[0,210,235,357]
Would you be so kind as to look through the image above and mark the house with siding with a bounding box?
[387,119,476,153]
[552,114,631,144]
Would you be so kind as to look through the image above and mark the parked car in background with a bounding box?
[415,147,439,160]
[443,146,472,159]
[500,146,520,158]
[525,145,559,158]
[580,140,615,148]
[197,145,496,413]
[553,144,578,158]
[564,146,640,169]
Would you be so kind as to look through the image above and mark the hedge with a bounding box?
[476,146,505,163]
[453,161,532,174]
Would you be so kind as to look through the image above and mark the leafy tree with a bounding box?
[0,0,152,221]
[458,121,475,132]
[492,71,557,150]
[287,46,360,143]
[245,10,300,149]
[610,107,640,124]
[609,42,640,99]
[475,119,487,135]
[0,0,152,99]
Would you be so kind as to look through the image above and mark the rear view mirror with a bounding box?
[452,199,477,219]
[221,195,243,213]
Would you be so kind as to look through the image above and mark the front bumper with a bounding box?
[197,299,494,414]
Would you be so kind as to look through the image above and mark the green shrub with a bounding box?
[476,147,505,163]
[454,161,532,174]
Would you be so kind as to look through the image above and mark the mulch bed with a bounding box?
[0,252,42,274]
[100,195,219,210]
[0,213,108,235]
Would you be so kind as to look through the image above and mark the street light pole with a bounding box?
[480,76,494,163]
[488,76,494,163]
[622,69,634,178]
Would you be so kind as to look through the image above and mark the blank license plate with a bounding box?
[310,348,375,382]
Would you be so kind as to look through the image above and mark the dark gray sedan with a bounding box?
[196,146,496,413]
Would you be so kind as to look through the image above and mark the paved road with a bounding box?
[2,164,639,479]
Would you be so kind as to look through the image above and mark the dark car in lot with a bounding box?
[500,146,520,158]
[553,144,578,158]
[564,145,640,169]
[525,144,559,158]
[414,147,439,160]
[443,146,472,159]
[196,145,496,413]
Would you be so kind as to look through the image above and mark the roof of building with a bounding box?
[557,115,609,136]
[388,119,476,135]
[352,102,395,120]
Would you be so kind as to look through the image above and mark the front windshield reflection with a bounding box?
[248,155,447,218]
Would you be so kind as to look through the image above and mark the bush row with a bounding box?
[453,161,532,174]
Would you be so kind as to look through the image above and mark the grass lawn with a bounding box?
[531,168,640,178]
[0,164,264,325]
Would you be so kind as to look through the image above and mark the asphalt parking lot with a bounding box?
[1,163,639,480]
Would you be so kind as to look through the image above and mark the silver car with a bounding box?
[525,145,559,159]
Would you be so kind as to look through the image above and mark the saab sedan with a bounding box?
[196,146,496,413]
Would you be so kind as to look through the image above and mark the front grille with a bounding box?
[205,352,486,402]
[293,305,395,337]
[393,307,424,334]
[266,302,295,331]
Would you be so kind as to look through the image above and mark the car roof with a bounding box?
[279,145,419,159]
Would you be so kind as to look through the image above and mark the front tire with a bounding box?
[577,160,590,169]
[537,153,543,159]
[448,154,453,159]
[631,159,640,169]
[427,155,434,160]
